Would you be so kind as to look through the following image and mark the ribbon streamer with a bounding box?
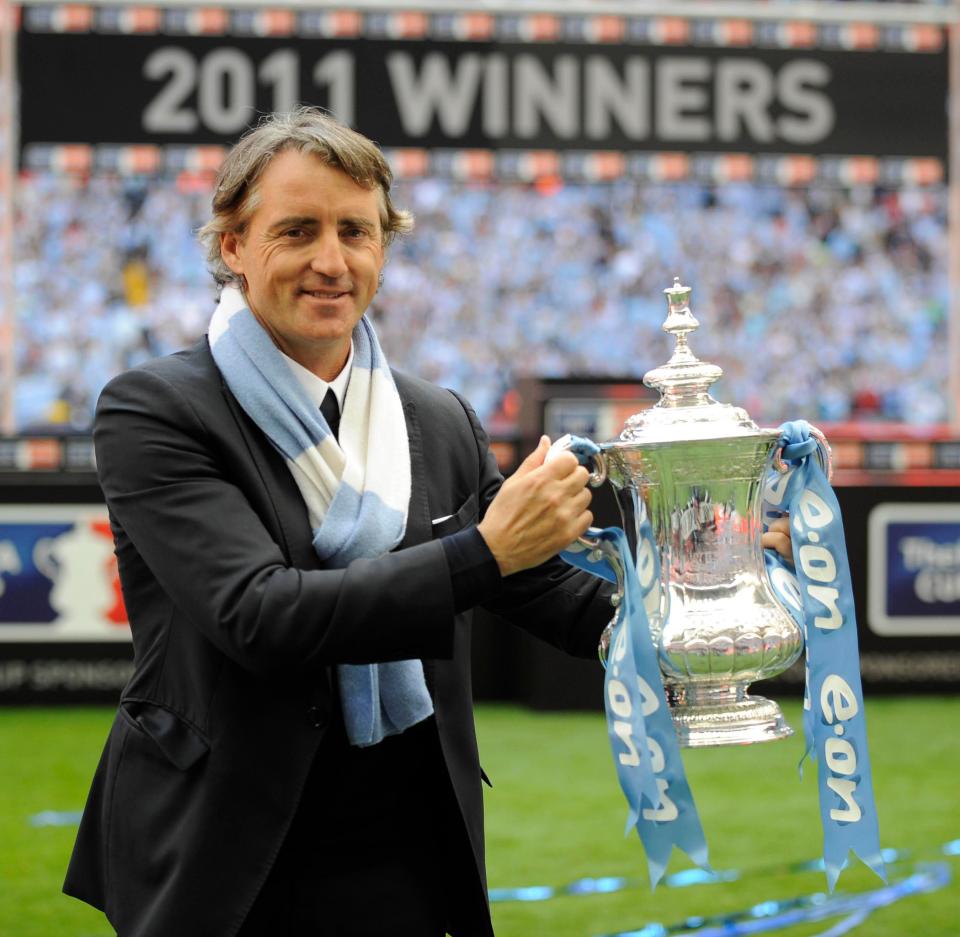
[551,436,709,888]
[763,421,885,890]
[553,421,883,891]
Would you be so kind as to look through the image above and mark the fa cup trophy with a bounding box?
[585,278,806,747]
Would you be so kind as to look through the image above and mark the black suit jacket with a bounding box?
[64,339,611,937]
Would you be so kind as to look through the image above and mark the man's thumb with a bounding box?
[514,435,550,476]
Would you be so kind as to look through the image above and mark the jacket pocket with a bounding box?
[119,700,210,771]
[431,492,479,539]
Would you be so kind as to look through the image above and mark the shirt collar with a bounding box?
[281,341,354,412]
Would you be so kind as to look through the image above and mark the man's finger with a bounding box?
[762,531,792,561]
[514,435,550,477]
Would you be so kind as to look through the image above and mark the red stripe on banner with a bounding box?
[19,439,60,471]
[125,7,161,33]
[720,153,754,182]
[258,9,295,36]
[590,152,626,181]
[58,5,93,31]
[844,22,880,50]
[778,155,818,186]
[908,24,944,52]
[391,149,430,178]
[722,19,753,47]
[192,8,229,34]
[176,170,217,193]
[457,150,495,180]
[189,146,227,172]
[589,15,625,43]
[653,152,688,181]
[905,158,943,185]
[120,146,161,174]
[328,10,362,37]
[783,20,818,48]
[843,156,879,184]
[523,150,560,179]
[55,145,92,173]
[390,11,428,38]
[655,17,690,45]
[457,13,493,41]
[524,14,560,42]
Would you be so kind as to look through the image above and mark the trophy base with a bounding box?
[665,683,793,748]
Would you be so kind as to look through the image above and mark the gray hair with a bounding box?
[197,107,414,287]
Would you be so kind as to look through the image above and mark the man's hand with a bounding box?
[478,436,593,577]
[762,515,793,561]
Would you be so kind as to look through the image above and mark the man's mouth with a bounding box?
[301,288,350,300]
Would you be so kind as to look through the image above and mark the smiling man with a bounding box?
[63,108,613,937]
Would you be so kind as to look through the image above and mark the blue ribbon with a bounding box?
[553,435,709,887]
[762,421,885,890]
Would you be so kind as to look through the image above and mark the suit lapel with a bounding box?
[395,385,439,698]
[217,367,319,571]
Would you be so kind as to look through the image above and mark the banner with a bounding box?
[17,8,947,163]
[868,503,960,637]
[0,505,129,642]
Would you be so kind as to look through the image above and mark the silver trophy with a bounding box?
[586,278,817,748]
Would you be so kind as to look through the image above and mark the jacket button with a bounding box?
[306,705,325,729]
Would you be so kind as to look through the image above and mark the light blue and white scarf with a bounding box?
[208,286,433,747]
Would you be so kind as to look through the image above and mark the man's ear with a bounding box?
[220,231,244,275]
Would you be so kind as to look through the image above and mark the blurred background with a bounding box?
[0,0,957,935]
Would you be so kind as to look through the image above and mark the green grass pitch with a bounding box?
[1,698,957,937]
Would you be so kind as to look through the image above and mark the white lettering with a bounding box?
[614,720,641,766]
[647,736,665,773]
[482,54,508,137]
[825,738,857,776]
[770,566,803,613]
[198,48,254,134]
[777,59,835,144]
[795,489,835,531]
[642,778,679,822]
[914,569,960,603]
[820,674,859,724]
[799,544,837,584]
[656,57,711,141]
[809,585,843,631]
[607,678,631,718]
[514,54,579,138]
[637,675,660,717]
[387,52,483,136]
[314,51,355,125]
[715,58,774,142]
[827,777,862,822]
[585,56,648,140]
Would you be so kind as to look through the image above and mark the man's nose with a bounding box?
[309,231,349,278]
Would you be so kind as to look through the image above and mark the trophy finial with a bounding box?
[642,276,722,405]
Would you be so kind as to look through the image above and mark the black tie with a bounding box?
[320,388,340,441]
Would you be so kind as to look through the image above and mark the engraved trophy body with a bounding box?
[593,279,803,747]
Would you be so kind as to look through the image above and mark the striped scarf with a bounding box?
[209,286,434,746]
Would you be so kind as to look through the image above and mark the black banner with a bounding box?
[18,31,947,159]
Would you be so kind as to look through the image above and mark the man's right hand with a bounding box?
[477,436,594,577]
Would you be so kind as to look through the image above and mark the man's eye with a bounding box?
[284,228,305,239]
[343,227,367,239]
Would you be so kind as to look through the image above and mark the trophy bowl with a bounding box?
[592,278,803,747]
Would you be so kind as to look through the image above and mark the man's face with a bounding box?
[220,149,385,378]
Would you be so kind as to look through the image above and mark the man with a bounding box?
[64,108,613,937]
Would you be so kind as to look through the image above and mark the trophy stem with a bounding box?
[665,682,794,748]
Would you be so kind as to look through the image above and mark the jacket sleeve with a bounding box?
[448,392,614,660]
[95,366,456,676]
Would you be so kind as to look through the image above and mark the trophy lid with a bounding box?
[618,277,771,445]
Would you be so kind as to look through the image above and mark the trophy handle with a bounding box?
[576,527,624,667]
[771,424,833,482]
[585,450,608,488]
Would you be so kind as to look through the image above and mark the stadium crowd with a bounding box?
[13,171,947,431]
